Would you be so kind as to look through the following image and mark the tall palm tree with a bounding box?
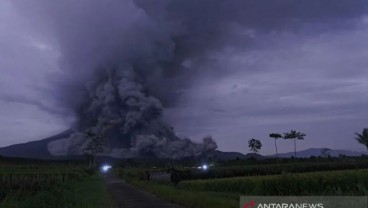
[269,133,282,159]
[355,128,368,152]
[283,130,306,158]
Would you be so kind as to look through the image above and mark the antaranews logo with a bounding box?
[240,196,367,208]
[242,200,323,208]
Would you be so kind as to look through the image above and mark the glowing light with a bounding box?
[202,164,208,170]
[101,165,112,173]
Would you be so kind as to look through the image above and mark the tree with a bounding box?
[355,128,368,152]
[248,138,262,153]
[83,130,106,169]
[269,133,283,159]
[283,130,306,158]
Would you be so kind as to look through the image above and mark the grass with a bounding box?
[179,159,368,180]
[0,174,116,208]
[117,168,368,208]
[179,169,368,195]
[115,167,239,208]
[129,180,239,208]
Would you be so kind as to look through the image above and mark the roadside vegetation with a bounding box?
[115,164,368,208]
[178,169,368,195]
[0,158,115,208]
[116,156,368,208]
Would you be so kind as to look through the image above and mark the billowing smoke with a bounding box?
[48,65,217,158]
[28,0,221,158]
[14,0,368,158]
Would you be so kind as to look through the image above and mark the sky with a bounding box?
[0,0,368,155]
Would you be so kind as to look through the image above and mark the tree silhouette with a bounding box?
[248,138,262,153]
[355,128,368,152]
[269,133,283,159]
[283,130,306,158]
[83,130,106,169]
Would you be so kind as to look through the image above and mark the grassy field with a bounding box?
[0,160,115,208]
[178,169,368,195]
[2,156,368,208]
[129,180,239,208]
[116,159,368,208]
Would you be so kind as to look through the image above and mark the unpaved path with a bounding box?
[102,172,185,208]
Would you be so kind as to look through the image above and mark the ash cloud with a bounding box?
[15,0,220,158]
[9,0,368,157]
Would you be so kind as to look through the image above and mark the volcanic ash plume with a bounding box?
[13,0,368,159]
[48,65,217,158]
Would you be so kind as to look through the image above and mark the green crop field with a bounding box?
[179,169,368,195]
[0,160,115,208]
[116,159,368,208]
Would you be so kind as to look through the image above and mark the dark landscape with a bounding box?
[1,0,368,208]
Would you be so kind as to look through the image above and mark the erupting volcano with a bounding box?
[48,66,217,158]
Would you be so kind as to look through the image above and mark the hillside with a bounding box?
[0,130,72,159]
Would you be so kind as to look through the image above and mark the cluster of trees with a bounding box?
[248,130,306,158]
[248,128,368,158]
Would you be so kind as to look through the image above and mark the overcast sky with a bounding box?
[1,0,368,155]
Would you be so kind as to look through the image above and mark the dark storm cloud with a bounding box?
[1,0,368,154]
[165,19,368,153]
[10,0,368,111]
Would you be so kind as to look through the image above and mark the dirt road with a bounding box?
[102,172,185,208]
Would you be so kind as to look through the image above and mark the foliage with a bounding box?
[133,180,239,208]
[283,130,306,140]
[355,128,368,151]
[116,166,368,208]
[115,168,238,208]
[283,130,306,157]
[0,169,86,200]
[115,167,151,181]
[269,133,283,139]
[248,138,262,153]
[177,159,368,180]
[178,169,368,196]
[0,174,115,208]
[269,133,283,158]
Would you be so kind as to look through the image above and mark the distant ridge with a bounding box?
[0,133,365,160]
[0,130,73,159]
[212,151,264,160]
[267,148,365,158]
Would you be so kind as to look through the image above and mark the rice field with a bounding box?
[116,160,368,208]
[178,169,368,195]
[0,160,116,208]
[0,166,87,201]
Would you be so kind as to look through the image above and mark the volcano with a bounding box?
[0,130,73,159]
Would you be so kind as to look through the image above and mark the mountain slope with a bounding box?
[1,133,364,160]
[0,131,244,160]
[0,130,72,159]
[267,148,364,158]
[212,150,265,160]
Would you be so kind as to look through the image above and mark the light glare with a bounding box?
[101,165,112,173]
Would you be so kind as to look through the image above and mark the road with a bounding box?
[102,171,185,208]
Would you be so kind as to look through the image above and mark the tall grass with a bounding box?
[0,175,116,208]
[181,160,368,180]
[179,169,368,195]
